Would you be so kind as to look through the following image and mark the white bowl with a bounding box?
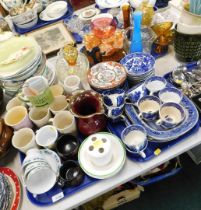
[45,1,68,18]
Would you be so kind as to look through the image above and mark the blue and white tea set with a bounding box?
[102,74,199,158]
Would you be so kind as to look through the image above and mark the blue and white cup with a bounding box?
[159,87,183,104]
[138,95,160,121]
[157,102,185,129]
[144,76,167,95]
[121,125,148,158]
[102,89,125,107]
[104,104,124,119]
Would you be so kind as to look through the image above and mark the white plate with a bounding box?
[39,4,68,22]
[78,132,126,179]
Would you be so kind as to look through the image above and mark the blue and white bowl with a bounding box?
[102,89,125,107]
[159,87,183,104]
[144,76,167,95]
[157,102,185,129]
[120,52,155,77]
[138,95,160,121]
[121,125,148,158]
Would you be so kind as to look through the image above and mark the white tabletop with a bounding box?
[2,46,201,210]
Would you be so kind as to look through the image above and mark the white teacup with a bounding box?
[63,75,81,94]
[49,95,68,115]
[36,125,58,149]
[6,97,26,111]
[5,106,33,130]
[12,128,37,154]
[51,111,76,135]
[86,134,112,167]
[29,106,51,128]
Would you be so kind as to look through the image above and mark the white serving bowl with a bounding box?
[16,16,38,29]
[11,7,38,25]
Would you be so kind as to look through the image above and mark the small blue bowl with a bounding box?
[159,87,182,104]
[144,76,167,95]
[102,89,125,107]
[138,95,160,121]
[158,102,185,129]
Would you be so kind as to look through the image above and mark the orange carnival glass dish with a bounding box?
[91,14,117,39]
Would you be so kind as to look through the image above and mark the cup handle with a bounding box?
[139,151,146,159]
[156,119,162,125]
[48,118,54,125]
[121,115,131,126]
[22,175,27,187]
[57,177,65,188]
[138,113,143,119]
[149,91,154,96]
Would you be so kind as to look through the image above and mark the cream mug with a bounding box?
[5,106,33,130]
[6,97,26,111]
[49,95,68,115]
[12,128,37,154]
[51,111,76,135]
[29,106,51,128]
[63,75,81,94]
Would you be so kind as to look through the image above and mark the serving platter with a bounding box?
[125,82,199,142]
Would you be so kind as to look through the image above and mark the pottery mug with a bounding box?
[29,106,51,128]
[6,97,26,111]
[57,160,84,188]
[63,75,81,94]
[50,111,77,135]
[5,106,33,130]
[36,125,58,149]
[12,128,38,154]
[49,95,69,115]
[102,88,125,107]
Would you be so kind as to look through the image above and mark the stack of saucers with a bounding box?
[0,36,54,96]
[0,173,12,210]
[120,52,155,85]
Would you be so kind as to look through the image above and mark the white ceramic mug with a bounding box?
[36,125,58,149]
[63,75,81,94]
[29,106,51,127]
[5,106,33,130]
[6,97,26,111]
[12,128,37,154]
[49,95,68,115]
[51,111,76,135]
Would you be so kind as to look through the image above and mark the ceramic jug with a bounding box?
[69,90,106,136]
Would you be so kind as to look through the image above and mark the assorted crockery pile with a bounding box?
[0,0,201,207]
[6,0,70,29]
[0,36,55,96]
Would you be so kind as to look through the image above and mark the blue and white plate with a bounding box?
[125,82,199,142]
[120,53,155,77]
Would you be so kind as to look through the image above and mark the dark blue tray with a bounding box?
[107,118,200,162]
[14,2,73,34]
[19,151,98,206]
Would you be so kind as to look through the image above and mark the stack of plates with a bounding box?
[120,52,155,85]
[0,173,12,210]
[0,36,55,96]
